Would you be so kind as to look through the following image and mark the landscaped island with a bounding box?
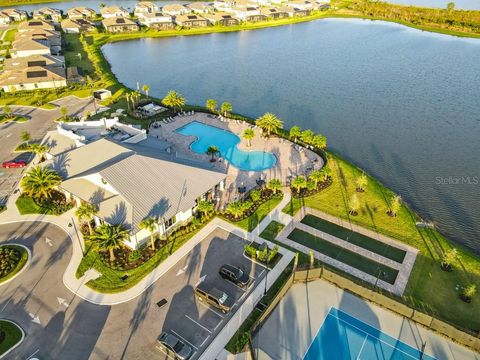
[0,245,28,285]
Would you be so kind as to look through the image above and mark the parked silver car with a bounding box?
[157,331,192,359]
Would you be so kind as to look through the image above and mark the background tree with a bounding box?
[88,224,129,262]
[142,84,150,98]
[162,90,185,112]
[242,128,254,147]
[226,201,244,219]
[139,217,158,250]
[220,102,232,117]
[388,194,402,217]
[289,126,301,143]
[300,129,314,144]
[441,248,458,271]
[20,166,61,201]
[291,175,307,194]
[206,99,217,113]
[197,200,214,218]
[349,193,360,215]
[206,145,219,162]
[256,113,283,137]
[75,203,98,235]
[447,1,455,11]
[267,178,282,194]
[312,134,327,149]
[30,143,48,162]
[2,105,12,119]
[309,170,324,188]
[461,284,476,302]
[355,173,368,192]
[20,131,31,145]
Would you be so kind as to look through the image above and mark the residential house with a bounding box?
[14,28,62,55]
[67,7,96,20]
[11,37,52,58]
[251,0,272,5]
[61,18,96,33]
[175,14,209,28]
[228,6,267,22]
[234,0,259,8]
[260,7,289,19]
[33,7,63,22]
[134,1,160,15]
[285,0,316,10]
[0,12,11,25]
[213,0,235,11]
[100,6,130,19]
[0,63,67,92]
[102,17,139,33]
[187,2,214,14]
[278,5,310,16]
[18,20,55,33]
[3,54,64,72]
[42,137,226,249]
[1,9,28,22]
[136,12,175,30]
[203,12,240,26]
[162,4,191,16]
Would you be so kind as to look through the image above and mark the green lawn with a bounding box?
[226,194,284,232]
[283,151,480,332]
[15,195,45,215]
[288,228,398,284]
[63,33,96,77]
[0,245,28,285]
[301,214,406,263]
[0,115,27,124]
[0,320,23,356]
[76,221,208,293]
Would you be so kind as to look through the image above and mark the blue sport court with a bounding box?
[304,308,436,360]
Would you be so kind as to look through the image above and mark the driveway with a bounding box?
[0,222,264,359]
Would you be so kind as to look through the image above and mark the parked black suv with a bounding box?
[157,331,192,359]
[194,282,235,313]
[219,264,250,288]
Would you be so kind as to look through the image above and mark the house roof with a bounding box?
[4,54,64,71]
[61,18,95,30]
[100,6,129,15]
[162,4,189,12]
[67,7,96,17]
[176,14,207,22]
[102,16,138,27]
[0,65,66,87]
[33,7,62,16]
[41,130,77,156]
[18,20,55,32]
[99,153,226,231]
[203,12,237,21]
[187,2,213,10]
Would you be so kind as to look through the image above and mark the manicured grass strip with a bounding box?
[227,195,283,232]
[15,196,46,215]
[76,221,208,293]
[0,115,27,124]
[0,245,28,284]
[0,320,23,356]
[288,228,398,285]
[260,221,285,242]
[301,214,406,263]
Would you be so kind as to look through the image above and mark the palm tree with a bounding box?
[88,224,129,262]
[226,201,244,219]
[242,128,254,147]
[142,84,150,98]
[291,175,307,194]
[355,173,368,192]
[256,113,283,137]
[206,99,217,113]
[162,90,185,112]
[389,194,402,217]
[309,170,324,187]
[2,105,12,119]
[75,203,98,235]
[125,93,132,111]
[289,126,301,143]
[139,217,158,250]
[461,283,476,302]
[349,194,360,215]
[206,145,219,162]
[20,131,31,145]
[321,166,332,181]
[21,166,61,201]
[441,248,458,271]
[300,129,314,145]
[220,102,232,117]
[197,200,214,218]
[267,178,282,194]
[312,134,327,149]
[30,143,48,162]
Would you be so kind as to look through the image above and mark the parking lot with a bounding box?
[155,228,266,359]
[0,152,32,205]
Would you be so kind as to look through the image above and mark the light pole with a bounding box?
[263,266,269,296]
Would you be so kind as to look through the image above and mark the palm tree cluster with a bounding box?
[139,217,158,251]
[20,166,61,201]
[75,203,98,236]
[242,128,255,147]
[226,200,252,219]
[256,113,283,137]
[125,91,141,111]
[87,223,129,262]
[289,126,327,149]
[290,167,332,195]
[162,90,186,112]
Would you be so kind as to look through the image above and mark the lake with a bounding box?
[2,0,480,11]
[102,18,480,253]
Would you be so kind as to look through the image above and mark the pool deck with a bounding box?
[149,112,324,204]
[253,279,479,360]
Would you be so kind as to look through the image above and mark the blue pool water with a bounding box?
[176,121,277,171]
[304,308,437,360]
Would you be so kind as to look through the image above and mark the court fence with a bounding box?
[252,265,480,356]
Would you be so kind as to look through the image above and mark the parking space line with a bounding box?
[200,335,210,348]
[214,321,223,331]
[25,348,40,359]
[170,329,199,351]
[197,301,224,318]
[184,314,212,334]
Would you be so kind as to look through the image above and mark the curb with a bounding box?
[0,319,25,359]
[0,244,31,287]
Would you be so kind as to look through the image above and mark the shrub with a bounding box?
[250,189,262,203]
[244,244,257,258]
[266,245,279,264]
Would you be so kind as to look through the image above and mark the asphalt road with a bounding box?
[0,97,97,205]
[0,222,265,359]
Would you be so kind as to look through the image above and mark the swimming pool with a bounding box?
[304,308,436,360]
[176,121,277,171]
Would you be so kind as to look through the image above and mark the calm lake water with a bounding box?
[2,0,480,11]
[103,18,480,253]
